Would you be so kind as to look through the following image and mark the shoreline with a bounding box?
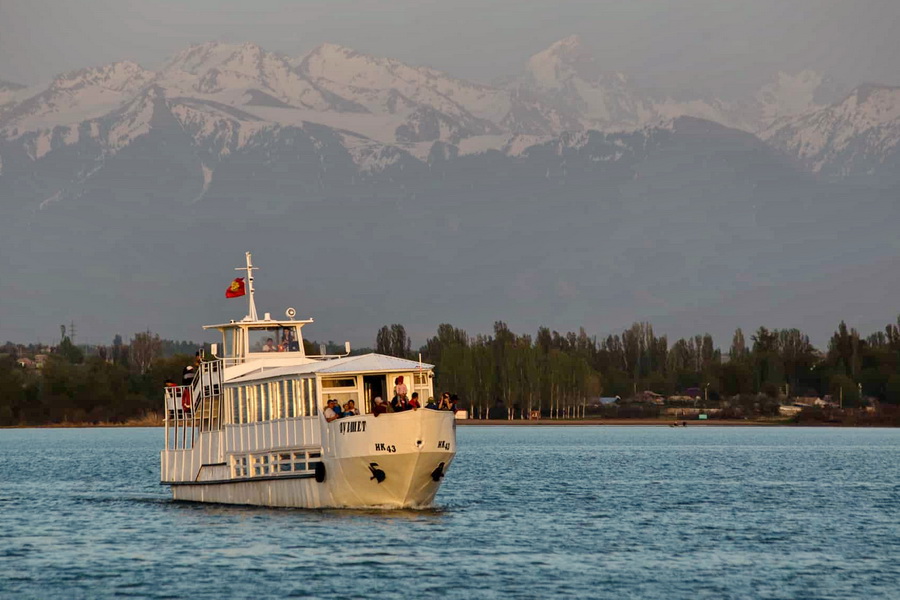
[1,417,870,428]
[457,418,787,426]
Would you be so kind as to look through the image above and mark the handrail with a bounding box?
[163,359,224,451]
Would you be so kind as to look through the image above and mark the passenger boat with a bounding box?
[160,252,456,508]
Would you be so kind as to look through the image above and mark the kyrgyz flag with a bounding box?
[226,277,246,298]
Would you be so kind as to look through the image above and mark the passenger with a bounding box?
[394,376,408,401]
[438,392,451,411]
[281,330,299,352]
[182,364,196,386]
[263,337,277,352]
[344,400,359,416]
[449,394,460,414]
[425,396,438,410]
[323,399,339,422]
[372,396,388,417]
[164,378,177,388]
[409,392,421,410]
[390,395,403,412]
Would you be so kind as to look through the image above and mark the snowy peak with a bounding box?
[50,61,153,94]
[763,83,900,178]
[520,36,651,130]
[755,70,825,124]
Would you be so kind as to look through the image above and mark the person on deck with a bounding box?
[409,392,421,410]
[425,397,438,410]
[263,338,277,352]
[438,392,451,411]
[449,394,460,414]
[372,397,388,417]
[323,399,340,422]
[394,376,408,401]
[182,365,196,386]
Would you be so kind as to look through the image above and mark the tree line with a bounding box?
[1,317,898,426]
[378,317,900,419]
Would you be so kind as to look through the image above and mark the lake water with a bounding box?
[1,426,898,599]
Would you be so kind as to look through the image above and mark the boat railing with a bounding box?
[164,359,225,451]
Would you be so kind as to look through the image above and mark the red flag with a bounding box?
[226,277,246,298]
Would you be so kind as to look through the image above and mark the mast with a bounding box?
[236,251,259,321]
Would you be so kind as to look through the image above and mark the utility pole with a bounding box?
[69,321,76,345]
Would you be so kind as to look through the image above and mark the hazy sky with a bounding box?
[1,0,899,98]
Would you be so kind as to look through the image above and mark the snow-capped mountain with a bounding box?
[0,36,896,191]
[763,84,900,180]
[517,34,654,131]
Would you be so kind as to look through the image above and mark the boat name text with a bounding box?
[339,420,367,434]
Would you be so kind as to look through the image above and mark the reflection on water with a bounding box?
[1,426,899,599]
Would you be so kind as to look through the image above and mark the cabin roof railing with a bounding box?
[203,318,314,331]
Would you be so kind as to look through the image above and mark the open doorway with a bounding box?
[363,375,386,414]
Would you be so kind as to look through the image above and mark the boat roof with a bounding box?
[230,353,434,383]
[203,318,314,330]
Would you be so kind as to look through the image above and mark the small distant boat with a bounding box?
[160,252,456,508]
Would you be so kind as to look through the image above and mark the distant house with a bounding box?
[632,391,665,405]
[598,396,621,406]
[17,357,35,369]
[34,354,48,368]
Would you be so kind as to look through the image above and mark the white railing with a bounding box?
[164,360,224,451]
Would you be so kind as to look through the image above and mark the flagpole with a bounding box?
[236,251,258,321]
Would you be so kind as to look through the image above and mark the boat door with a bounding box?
[363,375,387,413]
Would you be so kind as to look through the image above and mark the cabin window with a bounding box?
[238,387,249,424]
[322,377,359,412]
[322,378,356,388]
[223,329,236,358]
[302,379,317,416]
[284,380,296,418]
[230,450,321,478]
[248,326,301,353]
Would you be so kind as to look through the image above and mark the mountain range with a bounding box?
[0,37,898,347]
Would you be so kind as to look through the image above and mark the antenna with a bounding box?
[236,251,259,321]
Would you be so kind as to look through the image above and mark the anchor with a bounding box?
[368,462,386,483]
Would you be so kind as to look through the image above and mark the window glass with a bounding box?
[322,377,357,388]
[248,326,300,353]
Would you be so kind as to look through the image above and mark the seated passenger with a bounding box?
[262,337,277,352]
[344,399,359,416]
[372,396,388,417]
[438,392,451,411]
[409,392,421,410]
[323,399,339,422]
[425,396,438,410]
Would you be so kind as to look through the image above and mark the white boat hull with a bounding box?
[166,410,456,509]
[171,451,452,509]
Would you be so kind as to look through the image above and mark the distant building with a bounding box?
[632,391,664,405]
[17,357,35,369]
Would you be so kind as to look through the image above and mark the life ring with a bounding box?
[181,388,192,411]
